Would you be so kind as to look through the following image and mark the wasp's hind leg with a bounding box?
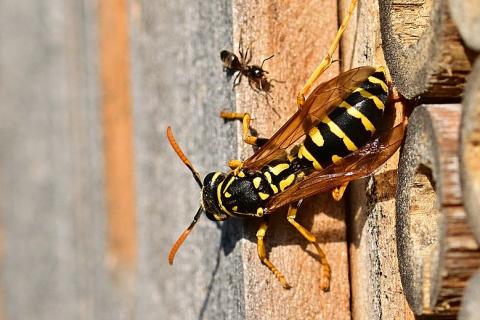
[287,201,331,291]
[220,111,268,147]
[296,0,358,108]
[257,218,291,289]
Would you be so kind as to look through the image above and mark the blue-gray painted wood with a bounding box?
[129,1,245,319]
[0,0,126,319]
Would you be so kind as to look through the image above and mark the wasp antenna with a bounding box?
[166,126,203,188]
[168,207,204,264]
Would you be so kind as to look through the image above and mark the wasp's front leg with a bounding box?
[220,111,268,147]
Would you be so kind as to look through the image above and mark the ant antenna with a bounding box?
[168,207,204,264]
[260,55,275,69]
[166,126,203,188]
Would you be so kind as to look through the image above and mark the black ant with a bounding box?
[220,36,278,96]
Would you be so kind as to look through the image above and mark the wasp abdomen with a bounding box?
[298,68,389,170]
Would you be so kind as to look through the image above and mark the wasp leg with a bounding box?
[227,159,243,170]
[220,111,268,147]
[332,182,349,201]
[257,219,291,289]
[296,0,358,108]
[287,202,331,291]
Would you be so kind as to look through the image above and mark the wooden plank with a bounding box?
[339,0,415,319]
[232,1,350,319]
[131,0,350,318]
[98,0,137,293]
[449,0,480,51]
[129,1,242,319]
[378,0,471,99]
[0,0,121,319]
[396,104,480,317]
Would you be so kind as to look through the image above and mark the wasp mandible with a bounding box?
[168,0,405,290]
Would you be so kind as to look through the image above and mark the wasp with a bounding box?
[168,0,405,290]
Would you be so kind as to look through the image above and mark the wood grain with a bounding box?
[460,57,480,246]
[232,1,351,318]
[449,0,480,51]
[379,0,472,99]
[396,104,480,317]
[339,0,415,319]
[99,0,137,292]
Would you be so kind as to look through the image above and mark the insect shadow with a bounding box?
[197,197,344,318]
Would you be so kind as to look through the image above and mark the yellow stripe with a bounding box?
[322,116,358,151]
[211,172,222,183]
[298,145,323,170]
[270,184,279,194]
[237,171,245,178]
[223,176,236,192]
[332,155,342,163]
[269,163,290,176]
[224,192,231,198]
[232,206,238,212]
[279,174,296,191]
[264,172,272,184]
[253,177,262,189]
[339,101,376,133]
[256,207,264,217]
[216,181,234,217]
[259,192,270,200]
[354,88,384,110]
[309,126,324,147]
[368,76,388,92]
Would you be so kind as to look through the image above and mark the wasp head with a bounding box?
[202,171,230,221]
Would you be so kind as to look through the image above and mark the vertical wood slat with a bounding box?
[339,0,415,319]
[129,1,240,319]
[99,0,137,277]
[233,1,351,318]
[0,0,121,319]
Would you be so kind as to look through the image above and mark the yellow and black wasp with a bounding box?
[168,0,405,290]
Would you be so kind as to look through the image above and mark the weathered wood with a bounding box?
[449,0,480,51]
[0,0,125,319]
[460,57,480,246]
[129,1,242,319]
[232,1,351,318]
[396,104,480,317]
[379,0,471,99]
[459,271,480,320]
[340,0,415,319]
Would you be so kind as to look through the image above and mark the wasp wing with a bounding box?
[244,67,376,171]
[266,122,405,212]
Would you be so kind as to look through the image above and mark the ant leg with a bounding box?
[257,218,291,289]
[287,201,331,291]
[296,0,358,108]
[332,182,349,201]
[232,73,242,89]
[220,111,268,147]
